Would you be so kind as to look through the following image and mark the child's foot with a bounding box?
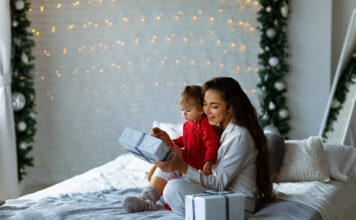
[123,196,157,212]
[123,186,160,212]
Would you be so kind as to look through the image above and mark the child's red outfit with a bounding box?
[172,115,220,171]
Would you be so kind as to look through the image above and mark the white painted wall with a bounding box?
[286,0,332,139]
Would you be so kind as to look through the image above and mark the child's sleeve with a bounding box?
[202,119,220,164]
[172,136,184,148]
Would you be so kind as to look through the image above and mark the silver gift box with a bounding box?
[118,127,171,164]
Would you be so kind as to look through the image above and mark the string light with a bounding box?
[31,1,261,155]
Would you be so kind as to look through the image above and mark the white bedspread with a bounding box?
[7,153,356,220]
[275,176,356,220]
[9,154,150,204]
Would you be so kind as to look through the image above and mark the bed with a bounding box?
[1,124,356,220]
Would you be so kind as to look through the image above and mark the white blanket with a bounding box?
[275,176,356,220]
[7,154,356,220]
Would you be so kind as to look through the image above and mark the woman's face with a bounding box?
[203,89,231,130]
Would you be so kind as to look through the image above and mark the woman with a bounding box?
[123,77,275,217]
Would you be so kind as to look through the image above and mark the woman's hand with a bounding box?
[154,150,188,175]
[151,127,174,149]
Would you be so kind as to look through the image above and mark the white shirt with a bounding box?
[185,121,257,212]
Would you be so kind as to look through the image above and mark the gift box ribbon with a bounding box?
[191,190,230,220]
[128,133,153,163]
[126,133,172,163]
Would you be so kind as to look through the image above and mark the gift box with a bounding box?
[185,190,245,220]
[118,127,172,164]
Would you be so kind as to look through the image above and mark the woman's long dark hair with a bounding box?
[202,77,276,205]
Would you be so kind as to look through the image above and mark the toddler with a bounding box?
[173,85,220,175]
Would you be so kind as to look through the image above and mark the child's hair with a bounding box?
[179,85,203,109]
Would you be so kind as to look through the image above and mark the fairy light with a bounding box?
[254,1,259,6]
[176,59,180,64]
[241,44,247,52]
[184,37,188,43]
[40,6,44,12]
[220,63,224,68]
[116,65,120,69]
[198,9,202,14]
[217,40,221,45]
[123,17,129,22]
[166,37,171,42]
[146,58,150,62]
[68,24,74,30]
[175,16,180,20]
[228,19,233,24]
[63,48,67,54]
[248,66,252,71]
[52,26,55,32]
[219,8,223,13]
[193,15,198,20]
[57,3,62,8]
[141,15,145,22]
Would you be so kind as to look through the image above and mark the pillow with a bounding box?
[323,144,356,183]
[277,136,330,182]
[264,132,285,174]
[152,121,183,139]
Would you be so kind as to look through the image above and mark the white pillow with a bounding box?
[278,136,330,182]
[152,121,183,139]
[323,144,356,183]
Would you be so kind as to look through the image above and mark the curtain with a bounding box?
[0,0,19,200]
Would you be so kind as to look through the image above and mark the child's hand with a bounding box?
[203,161,213,175]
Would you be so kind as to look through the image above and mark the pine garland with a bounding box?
[322,52,356,140]
[10,0,36,181]
[256,0,290,135]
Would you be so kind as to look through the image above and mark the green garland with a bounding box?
[10,0,36,181]
[256,0,290,135]
[322,52,356,140]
